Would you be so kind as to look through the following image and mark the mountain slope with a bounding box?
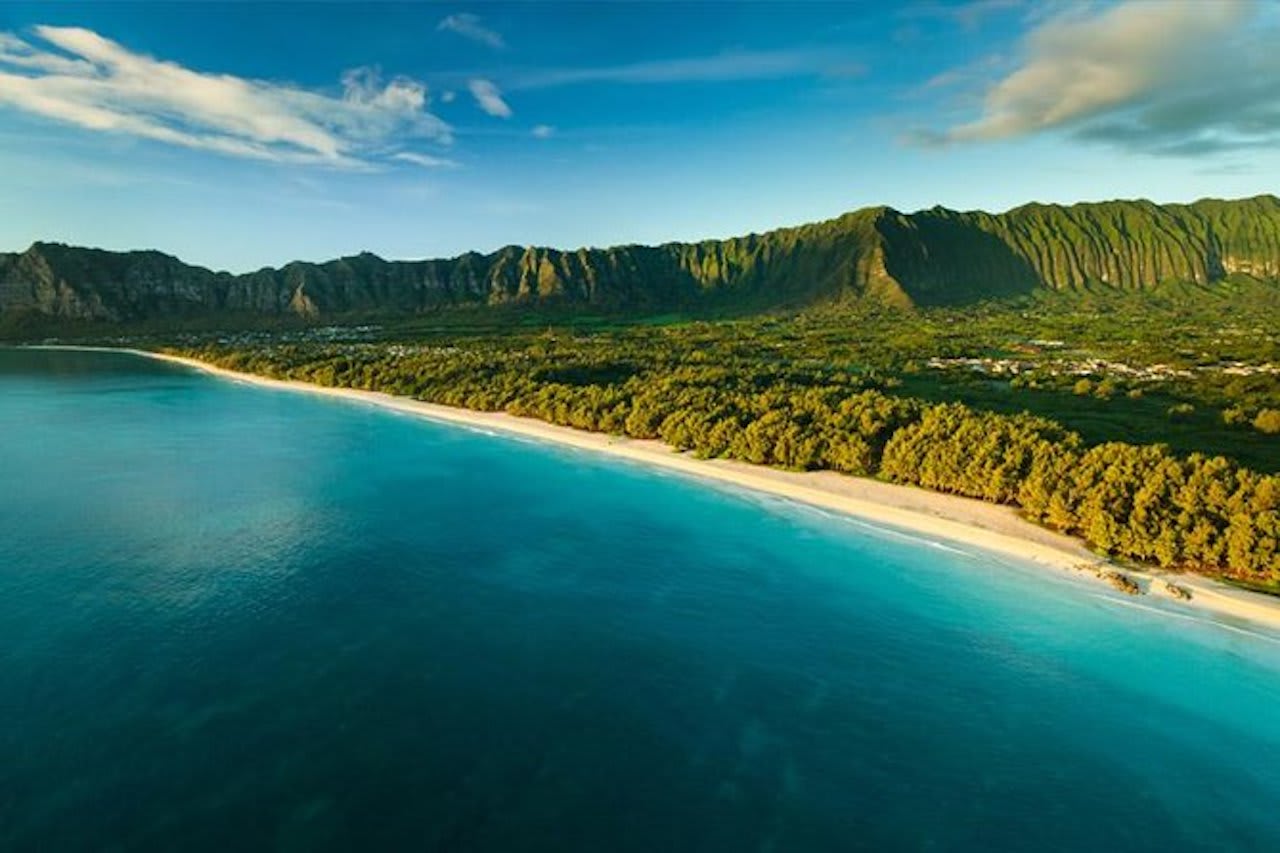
[3,195,1278,324]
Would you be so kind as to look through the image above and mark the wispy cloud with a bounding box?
[919,54,1004,92]
[392,152,460,169]
[0,25,452,167]
[531,124,554,139]
[0,31,92,73]
[928,0,1280,155]
[468,78,512,118]
[437,13,505,50]
[510,48,848,89]
[901,0,1024,31]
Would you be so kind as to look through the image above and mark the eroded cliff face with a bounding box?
[0,244,234,321]
[957,195,1280,290]
[3,195,1278,324]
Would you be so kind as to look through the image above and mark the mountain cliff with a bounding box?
[3,195,1278,325]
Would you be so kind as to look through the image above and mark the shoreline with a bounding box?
[24,344,1280,634]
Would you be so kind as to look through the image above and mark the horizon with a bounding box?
[11,190,1279,274]
[2,1,1279,272]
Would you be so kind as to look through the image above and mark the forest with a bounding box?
[170,288,1280,585]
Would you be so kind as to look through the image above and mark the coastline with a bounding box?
[26,344,1280,634]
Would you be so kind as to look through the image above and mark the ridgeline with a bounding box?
[3,195,1279,325]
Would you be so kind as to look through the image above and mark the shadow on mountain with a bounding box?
[877,209,1041,306]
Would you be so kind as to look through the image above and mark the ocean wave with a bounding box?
[1095,595,1280,645]
[840,516,973,556]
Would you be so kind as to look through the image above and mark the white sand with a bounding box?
[30,345,1280,634]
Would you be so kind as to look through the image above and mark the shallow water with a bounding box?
[3,348,1279,852]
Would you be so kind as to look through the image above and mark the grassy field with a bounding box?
[897,374,1279,472]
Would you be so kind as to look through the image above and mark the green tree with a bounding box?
[1253,409,1280,434]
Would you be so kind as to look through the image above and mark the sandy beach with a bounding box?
[31,345,1280,634]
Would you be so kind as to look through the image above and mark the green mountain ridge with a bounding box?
[3,195,1279,324]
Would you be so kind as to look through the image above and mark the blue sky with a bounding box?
[0,0,1277,271]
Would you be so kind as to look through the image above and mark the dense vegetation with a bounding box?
[4,195,1280,324]
[170,291,1280,584]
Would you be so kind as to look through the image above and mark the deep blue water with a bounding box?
[3,349,1280,852]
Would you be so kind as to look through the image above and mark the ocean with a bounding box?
[3,347,1279,851]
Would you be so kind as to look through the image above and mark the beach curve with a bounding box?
[29,345,1280,634]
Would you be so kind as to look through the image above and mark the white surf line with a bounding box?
[656,473,983,557]
[1095,594,1280,645]
[839,515,976,556]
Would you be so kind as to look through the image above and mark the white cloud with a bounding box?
[531,124,554,139]
[0,25,452,167]
[937,0,1280,154]
[468,78,512,118]
[437,13,505,50]
[440,90,456,103]
[392,151,460,169]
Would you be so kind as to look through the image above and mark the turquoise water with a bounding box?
[3,349,1280,852]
